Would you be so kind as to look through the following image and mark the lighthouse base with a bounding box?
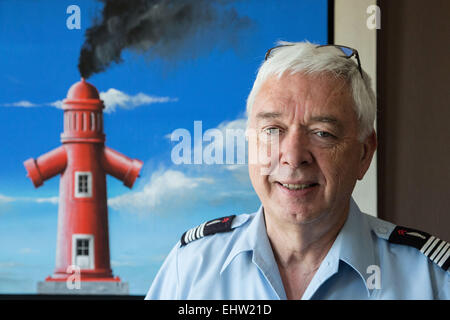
[37,281,129,295]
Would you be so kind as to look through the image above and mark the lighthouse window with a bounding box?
[76,239,89,256]
[78,175,88,193]
[91,112,96,131]
[72,234,94,270]
[74,171,92,198]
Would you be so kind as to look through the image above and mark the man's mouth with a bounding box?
[276,182,320,190]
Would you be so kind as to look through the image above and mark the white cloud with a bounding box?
[0,194,59,205]
[0,88,177,112]
[1,100,37,107]
[107,162,258,216]
[49,100,63,109]
[149,116,258,214]
[216,117,247,132]
[0,100,60,108]
[34,197,59,205]
[100,88,178,113]
[0,194,15,203]
[108,169,214,214]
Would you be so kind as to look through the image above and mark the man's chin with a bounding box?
[270,202,330,225]
[287,209,329,225]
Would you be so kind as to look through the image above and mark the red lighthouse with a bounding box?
[24,79,143,294]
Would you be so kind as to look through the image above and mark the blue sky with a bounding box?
[0,0,327,295]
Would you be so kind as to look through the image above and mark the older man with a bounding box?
[145,41,449,300]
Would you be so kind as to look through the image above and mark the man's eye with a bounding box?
[263,127,280,135]
[315,131,334,138]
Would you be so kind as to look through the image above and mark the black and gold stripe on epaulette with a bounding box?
[389,226,450,271]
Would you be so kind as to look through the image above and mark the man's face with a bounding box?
[247,72,376,226]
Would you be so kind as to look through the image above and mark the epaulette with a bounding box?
[180,215,236,246]
[388,225,450,271]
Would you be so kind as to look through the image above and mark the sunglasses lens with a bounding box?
[338,46,354,57]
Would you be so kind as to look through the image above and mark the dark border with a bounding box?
[327,0,335,44]
[376,0,384,219]
[0,294,145,300]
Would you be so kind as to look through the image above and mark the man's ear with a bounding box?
[357,130,377,180]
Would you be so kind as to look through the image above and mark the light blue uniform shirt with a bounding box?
[145,198,449,299]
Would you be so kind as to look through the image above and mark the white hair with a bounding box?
[246,41,376,141]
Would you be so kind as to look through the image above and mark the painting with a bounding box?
[0,0,327,296]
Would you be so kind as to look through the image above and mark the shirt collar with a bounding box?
[220,206,287,299]
[328,197,378,297]
[220,198,377,298]
[220,205,267,273]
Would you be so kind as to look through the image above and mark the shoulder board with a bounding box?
[388,226,450,271]
[180,215,236,247]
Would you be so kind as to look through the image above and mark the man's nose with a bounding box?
[279,129,313,168]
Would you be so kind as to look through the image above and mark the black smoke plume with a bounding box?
[78,0,252,79]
